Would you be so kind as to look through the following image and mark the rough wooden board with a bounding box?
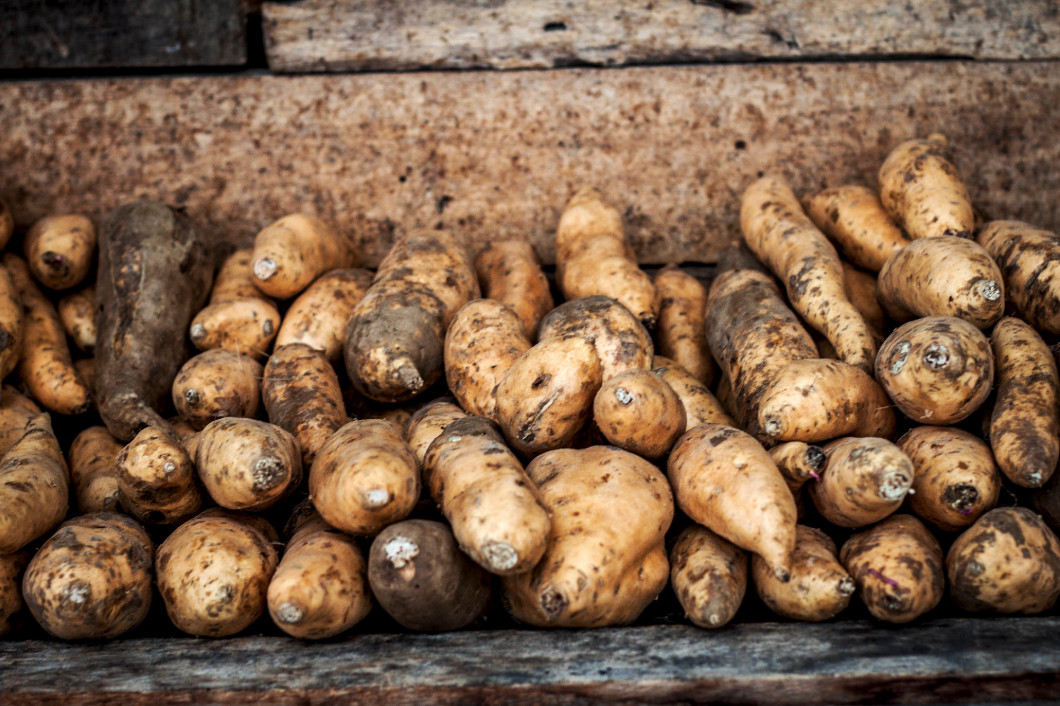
[0,61,1057,268]
[0,0,247,69]
[262,0,1060,72]
[2,618,1060,704]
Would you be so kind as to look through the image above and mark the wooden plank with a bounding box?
[262,0,1060,72]
[2,618,1060,703]
[0,61,1057,267]
[0,0,247,70]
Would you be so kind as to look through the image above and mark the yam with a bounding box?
[653,265,714,385]
[474,240,553,338]
[172,349,263,429]
[592,367,686,459]
[195,418,302,512]
[752,525,855,622]
[670,524,747,629]
[116,425,203,525]
[537,295,653,380]
[69,425,123,514]
[809,437,913,529]
[804,184,911,272]
[263,343,346,467]
[878,133,974,240]
[23,214,96,291]
[251,214,356,299]
[0,414,69,554]
[57,285,96,354]
[977,220,1060,334]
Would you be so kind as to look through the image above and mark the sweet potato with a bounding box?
[423,416,550,574]
[403,397,468,466]
[494,334,602,456]
[96,200,214,440]
[444,299,531,420]
[310,418,419,536]
[809,437,913,528]
[116,425,203,525]
[752,525,855,622]
[989,317,1060,488]
[876,316,993,425]
[195,418,302,512]
[977,221,1060,334]
[275,268,373,360]
[653,265,714,385]
[0,385,41,457]
[947,507,1060,614]
[769,441,826,494]
[24,214,96,291]
[841,262,886,342]
[555,187,657,328]
[4,253,90,415]
[156,509,279,637]
[877,236,1004,328]
[651,358,735,429]
[0,261,22,382]
[474,240,553,339]
[0,551,29,636]
[344,229,478,403]
[669,524,747,629]
[840,514,945,623]
[593,368,685,459]
[69,425,123,514]
[368,519,492,631]
[251,213,356,299]
[503,445,673,627]
[537,295,653,381]
[189,249,280,359]
[804,184,911,272]
[897,426,1000,532]
[23,512,153,640]
[172,349,263,429]
[740,175,876,372]
[0,414,69,553]
[878,133,974,240]
[267,514,372,639]
[667,424,796,581]
[263,343,346,467]
[56,284,96,354]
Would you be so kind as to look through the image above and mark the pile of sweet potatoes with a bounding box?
[3,132,1060,642]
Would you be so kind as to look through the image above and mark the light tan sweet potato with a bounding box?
[875,316,993,425]
[977,221,1060,334]
[310,418,419,536]
[877,236,1004,328]
[0,385,41,457]
[809,437,913,528]
[57,284,96,354]
[4,253,90,415]
[474,240,553,339]
[69,425,123,514]
[444,299,531,420]
[251,214,356,299]
[195,418,302,512]
[989,317,1060,488]
[116,425,203,525]
[840,514,945,623]
[670,524,747,629]
[156,510,279,637]
[804,184,911,272]
[344,229,479,403]
[22,512,153,640]
[0,261,22,382]
[752,525,855,622]
[268,514,372,639]
[503,445,673,627]
[667,424,796,581]
[769,441,826,494]
[897,426,1000,532]
[274,268,373,360]
[947,506,1060,614]
[0,414,69,553]
[878,133,974,240]
[555,187,657,328]
[0,550,29,636]
[593,368,686,459]
[651,358,734,429]
[740,175,876,372]
[424,416,550,574]
[263,343,346,467]
[24,214,96,291]
[172,349,263,429]
[537,295,654,381]
[368,519,492,631]
[653,265,714,385]
[841,262,886,342]
[189,249,280,359]
[494,334,603,456]
[403,397,468,466]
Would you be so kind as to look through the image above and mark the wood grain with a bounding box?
[262,0,1060,72]
[1,61,1057,267]
[2,618,1060,704]
[0,0,247,70]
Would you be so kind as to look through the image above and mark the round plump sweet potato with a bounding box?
[263,343,346,467]
[752,525,855,622]
[275,267,373,360]
[117,425,203,526]
[195,417,302,512]
[809,437,913,529]
[593,368,685,459]
[24,213,96,291]
[653,265,714,385]
[670,524,747,629]
[474,240,553,339]
[23,512,153,640]
[537,295,653,381]
[172,349,263,429]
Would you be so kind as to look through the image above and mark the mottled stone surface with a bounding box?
[0,61,1057,267]
[263,0,1060,72]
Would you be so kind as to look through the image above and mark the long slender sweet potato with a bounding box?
[96,200,214,440]
[804,185,911,272]
[0,414,68,554]
[878,133,974,240]
[69,426,123,514]
[841,262,886,342]
[251,214,356,299]
[263,343,346,467]
[977,221,1060,334]
[474,240,553,339]
[653,265,714,385]
[275,268,373,360]
[740,175,876,372]
[670,524,747,629]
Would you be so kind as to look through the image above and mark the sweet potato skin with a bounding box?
[69,425,123,514]
[593,368,685,459]
[804,185,911,272]
[263,343,346,467]
[117,425,203,525]
[96,200,214,440]
[275,268,373,360]
[172,349,263,429]
[878,134,974,240]
[651,359,734,429]
[58,285,97,354]
[251,214,355,299]
[24,214,97,291]
[0,261,22,382]
[752,525,855,622]
[474,240,553,339]
[653,265,714,385]
[670,524,747,629]
[978,221,1060,334]
[403,398,468,466]
[0,414,69,554]
[538,295,654,381]
[809,437,913,528]
[0,385,41,457]
[195,418,302,512]
[0,551,29,636]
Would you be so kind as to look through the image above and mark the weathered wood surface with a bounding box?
[0,0,247,70]
[2,617,1059,704]
[262,0,1060,72]
[1,61,1057,267]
